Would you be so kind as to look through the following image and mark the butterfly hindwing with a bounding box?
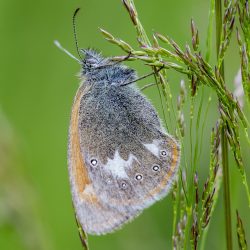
[76,83,180,223]
[84,133,180,212]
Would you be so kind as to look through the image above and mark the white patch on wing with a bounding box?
[104,150,137,178]
[144,140,160,157]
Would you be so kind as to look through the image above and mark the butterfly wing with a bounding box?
[68,83,139,235]
[71,83,180,235]
[85,133,180,212]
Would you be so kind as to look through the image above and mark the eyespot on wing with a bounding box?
[84,133,180,213]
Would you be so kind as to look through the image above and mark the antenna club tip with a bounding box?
[74,7,81,16]
[54,40,60,46]
[73,6,83,60]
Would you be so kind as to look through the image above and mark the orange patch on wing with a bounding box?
[70,85,98,203]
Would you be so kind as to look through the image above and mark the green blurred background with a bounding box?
[0,0,249,249]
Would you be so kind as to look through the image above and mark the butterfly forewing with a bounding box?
[68,83,141,235]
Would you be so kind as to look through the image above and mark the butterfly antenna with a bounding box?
[54,40,81,63]
[121,66,164,86]
[73,8,83,60]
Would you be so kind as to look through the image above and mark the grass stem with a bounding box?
[221,129,233,250]
[215,1,233,249]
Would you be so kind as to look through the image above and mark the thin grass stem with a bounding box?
[215,1,233,249]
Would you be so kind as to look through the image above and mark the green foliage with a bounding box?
[237,0,250,104]
[236,210,248,250]
[0,111,50,250]
[1,0,250,249]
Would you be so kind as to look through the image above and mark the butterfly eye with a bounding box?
[90,159,98,166]
[160,150,167,156]
[135,174,143,181]
[152,165,160,171]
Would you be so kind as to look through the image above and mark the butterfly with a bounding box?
[67,48,181,235]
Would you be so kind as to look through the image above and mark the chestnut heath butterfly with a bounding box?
[55,8,180,235]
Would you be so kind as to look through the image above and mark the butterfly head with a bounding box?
[81,49,107,69]
[80,49,137,85]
